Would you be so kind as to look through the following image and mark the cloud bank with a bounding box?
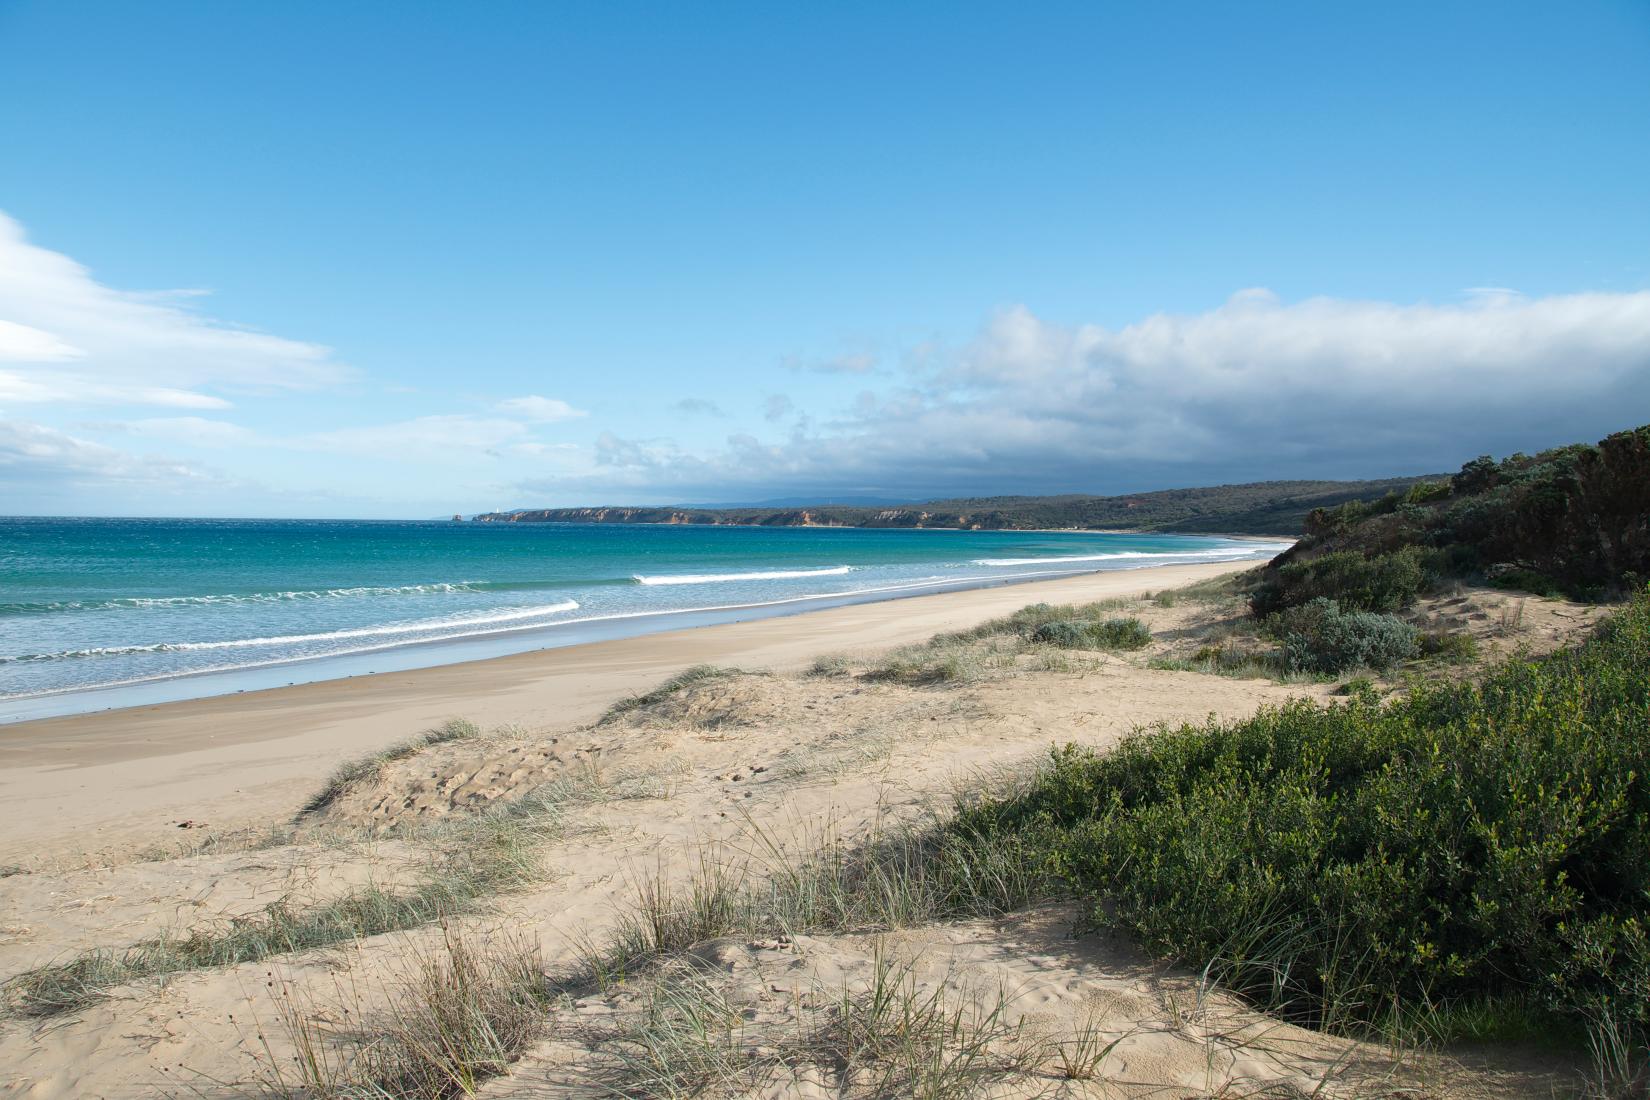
[524,288,1650,503]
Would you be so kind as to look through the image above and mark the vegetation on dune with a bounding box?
[477,475,1435,535]
[300,718,481,816]
[948,591,1650,1077]
[1254,424,1649,614]
[598,663,748,723]
[847,602,1155,685]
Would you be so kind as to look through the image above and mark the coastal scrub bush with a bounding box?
[949,590,1650,1060]
[1030,616,1152,651]
[1250,546,1431,617]
[1271,598,1418,674]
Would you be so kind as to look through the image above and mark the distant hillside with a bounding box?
[474,476,1438,536]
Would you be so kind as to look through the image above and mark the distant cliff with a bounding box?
[474,477,1439,536]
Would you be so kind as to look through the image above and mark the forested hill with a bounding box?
[474,476,1436,536]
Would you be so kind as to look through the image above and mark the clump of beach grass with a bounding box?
[566,943,1043,1098]
[255,924,551,1100]
[6,779,561,1018]
[301,718,481,816]
[850,601,1156,686]
[573,814,1055,991]
[598,664,748,724]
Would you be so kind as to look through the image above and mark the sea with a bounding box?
[0,517,1289,721]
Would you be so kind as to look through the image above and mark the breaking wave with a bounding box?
[972,546,1286,567]
[0,600,580,663]
[632,565,853,586]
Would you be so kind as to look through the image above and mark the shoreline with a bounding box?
[0,543,1287,725]
[0,559,1250,864]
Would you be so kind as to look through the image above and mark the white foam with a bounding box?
[2,600,579,663]
[632,565,852,586]
[972,546,1287,567]
[2,581,483,616]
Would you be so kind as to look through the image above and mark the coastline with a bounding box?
[0,559,1249,865]
[0,539,1288,725]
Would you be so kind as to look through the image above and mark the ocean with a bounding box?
[0,517,1288,719]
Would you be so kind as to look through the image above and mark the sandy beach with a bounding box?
[0,558,1603,1098]
[0,560,1245,868]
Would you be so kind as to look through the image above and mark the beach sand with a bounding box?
[0,561,1248,868]
[0,560,1597,1097]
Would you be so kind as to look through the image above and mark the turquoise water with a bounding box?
[0,518,1287,715]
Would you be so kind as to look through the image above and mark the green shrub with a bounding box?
[1420,631,1480,662]
[951,591,1650,1052]
[1272,598,1417,674]
[1031,617,1151,650]
[1251,546,1432,617]
[1284,425,1650,602]
[1488,567,1566,598]
[1402,480,1453,506]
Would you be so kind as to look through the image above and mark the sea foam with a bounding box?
[1,600,580,663]
[972,546,1286,567]
[632,565,853,586]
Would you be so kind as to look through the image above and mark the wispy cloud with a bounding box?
[494,394,586,422]
[0,210,346,409]
[0,419,220,488]
[670,397,723,416]
[783,350,878,375]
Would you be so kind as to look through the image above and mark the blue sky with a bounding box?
[1,1,1648,517]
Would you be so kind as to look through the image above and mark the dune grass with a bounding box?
[569,943,1043,1098]
[598,664,748,723]
[256,924,551,1100]
[300,718,481,816]
[5,815,546,1018]
[844,600,1154,686]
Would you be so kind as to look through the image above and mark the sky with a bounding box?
[1,1,1648,518]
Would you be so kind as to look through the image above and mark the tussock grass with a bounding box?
[6,741,686,1017]
[575,817,1054,990]
[301,719,481,816]
[256,924,550,1100]
[7,777,561,1018]
[569,943,1049,1098]
[598,664,747,723]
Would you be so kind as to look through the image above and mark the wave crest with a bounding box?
[0,581,487,616]
[971,547,1286,566]
[0,600,580,663]
[632,565,852,586]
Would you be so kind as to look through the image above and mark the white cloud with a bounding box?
[0,210,345,408]
[784,351,878,375]
[762,394,794,422]
[517,289,1650,503]
[0,319,82,362]
[301,415,535,456]
[107,416,254,447]
[671,397,723,416]
[0,418,218,487]
[495,395,586,422]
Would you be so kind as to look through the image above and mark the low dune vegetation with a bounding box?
[949,590,1650,1089]
[1256,424,1649,611]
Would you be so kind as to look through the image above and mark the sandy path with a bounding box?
[0,561,1243,867]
